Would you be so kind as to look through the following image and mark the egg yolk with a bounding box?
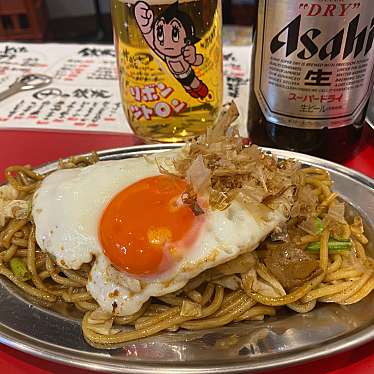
[99,175,199,276]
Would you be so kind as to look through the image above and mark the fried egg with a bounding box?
[32,150,288,316]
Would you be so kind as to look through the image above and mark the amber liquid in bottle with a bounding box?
[248,0,373,162]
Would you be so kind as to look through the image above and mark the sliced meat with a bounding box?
[264,244,321,289]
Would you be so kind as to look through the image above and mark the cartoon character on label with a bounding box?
[134,1,209,99]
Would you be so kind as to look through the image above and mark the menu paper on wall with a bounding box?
[0,43,251,136]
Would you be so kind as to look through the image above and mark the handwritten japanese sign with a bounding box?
[0,43,251,136]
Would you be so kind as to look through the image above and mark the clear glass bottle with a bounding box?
[112,0,223,143]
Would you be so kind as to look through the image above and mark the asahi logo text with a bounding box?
[270,10,374,61]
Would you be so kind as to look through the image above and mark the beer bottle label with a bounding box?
[254,0,374,129]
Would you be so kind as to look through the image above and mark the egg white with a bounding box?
[32,150,288,316]
[32,155,161,269]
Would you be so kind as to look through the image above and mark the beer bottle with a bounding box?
[248,0,374,162]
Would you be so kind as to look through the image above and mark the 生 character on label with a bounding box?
[134,1,209,99]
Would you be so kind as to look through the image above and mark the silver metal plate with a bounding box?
[0,144,373,373]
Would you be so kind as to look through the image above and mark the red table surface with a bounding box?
[0,125,373,374]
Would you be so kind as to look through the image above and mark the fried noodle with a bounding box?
[0,111,373,349]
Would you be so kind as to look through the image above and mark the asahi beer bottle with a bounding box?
[248,0,374,161]
[112,0,223,143]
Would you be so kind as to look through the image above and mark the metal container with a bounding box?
[0,144,373,373]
